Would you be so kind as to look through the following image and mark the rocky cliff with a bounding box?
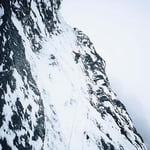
[0,0,147,150]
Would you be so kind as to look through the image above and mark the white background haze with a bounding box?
[60,0,150,149]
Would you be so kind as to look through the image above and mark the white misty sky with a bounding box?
[60,0,150,148]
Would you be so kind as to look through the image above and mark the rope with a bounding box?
[67,98,80,150]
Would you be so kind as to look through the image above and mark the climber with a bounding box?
[73,51,81,63]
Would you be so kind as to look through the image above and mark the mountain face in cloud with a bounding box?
[0,0,147,149]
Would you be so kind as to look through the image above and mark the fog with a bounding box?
[61,0,150,148]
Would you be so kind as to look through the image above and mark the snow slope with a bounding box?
[0,0,147,150]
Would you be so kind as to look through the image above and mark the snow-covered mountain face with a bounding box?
[0,0,147,150]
